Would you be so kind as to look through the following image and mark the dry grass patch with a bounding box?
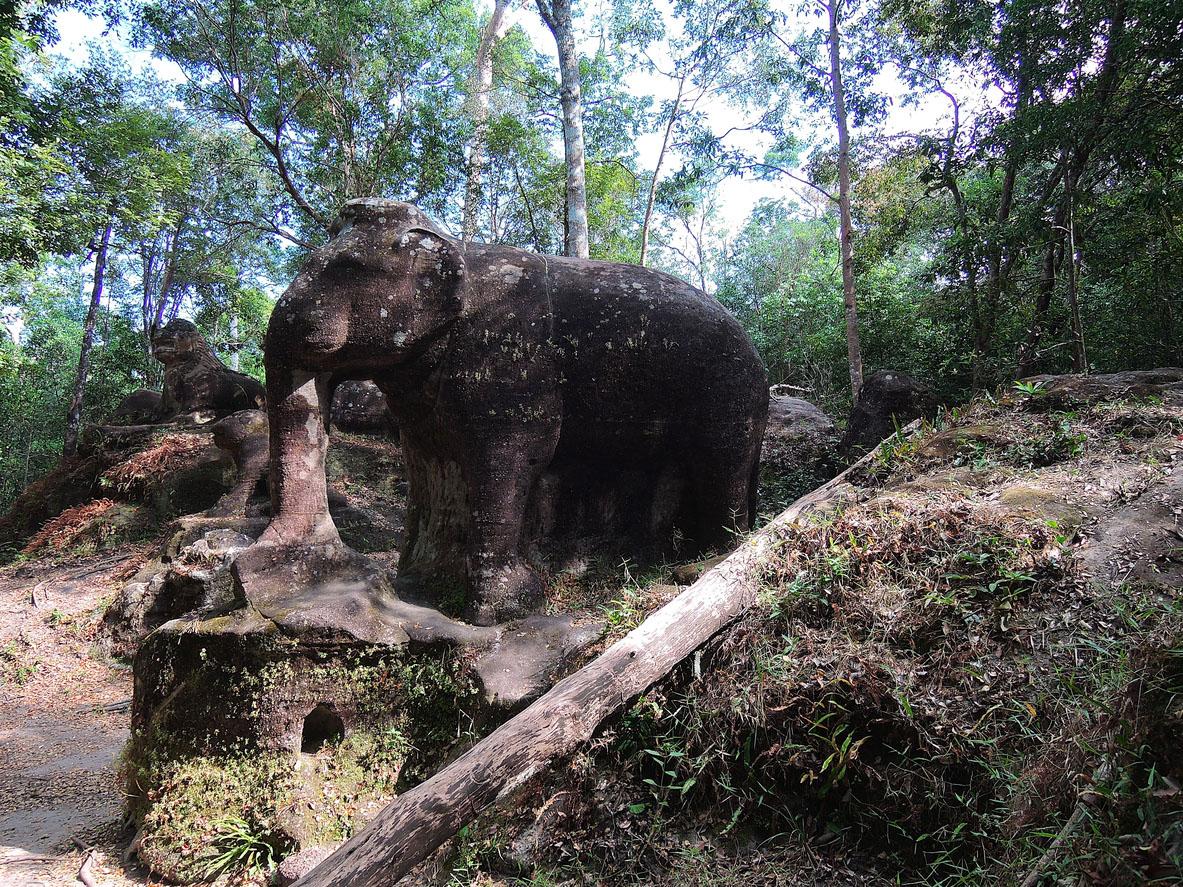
[22,498,121,554]
[100,432,211,496]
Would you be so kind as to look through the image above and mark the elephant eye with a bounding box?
[327,255,366,278]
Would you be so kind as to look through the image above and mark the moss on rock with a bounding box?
[124,623,475,883]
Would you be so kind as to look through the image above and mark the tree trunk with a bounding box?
[294,431,906,887]
[151,214,185,336]
[1064,171,1087,373]
[463,0,512,243]
[63,217,114,458]
[639,75,685,266]
[826,0,862,400]
[536,0,590,259]
[229,311,241,371]
[1017,213,1066,378]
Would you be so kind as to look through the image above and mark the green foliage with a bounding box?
[138,0,480,240]
[0,639,40,685]
[202,813,290,879]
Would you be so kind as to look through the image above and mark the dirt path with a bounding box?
[0,548,153,886]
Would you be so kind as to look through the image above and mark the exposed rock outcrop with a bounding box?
[1020,367,1183,407]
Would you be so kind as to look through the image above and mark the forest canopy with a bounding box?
[1,0,1180,509]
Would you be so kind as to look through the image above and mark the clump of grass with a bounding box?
[1,640,40,685]
[201,813,291,880]
[599,561,676,635]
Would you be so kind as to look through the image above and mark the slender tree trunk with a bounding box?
[1064,171,1087,373]
[151,215,185,336]
[826,0,862,400]
[513,162,543,252]
[1017,215,1066,378]
[463,0,512,243]
[229,311,241,371]
[63,217,114,458]
[639,75,685,266]
[536,0,590,258]
[983,73,1030,367]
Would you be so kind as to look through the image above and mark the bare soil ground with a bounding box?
[0,548,155,886]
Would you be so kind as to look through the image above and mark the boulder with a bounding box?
[759,395,841,511]
[331,380,397,435]
[842,370,937,455]
[107,388,164,425]
[1018,368,1183,408]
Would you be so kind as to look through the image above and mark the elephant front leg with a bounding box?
[463,428,557,625]
[259,369,340,546]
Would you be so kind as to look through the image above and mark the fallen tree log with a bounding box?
[297,426,912,887]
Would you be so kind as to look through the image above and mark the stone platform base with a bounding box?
[122,538,601,883]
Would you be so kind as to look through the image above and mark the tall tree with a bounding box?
[463,0,513,242]
[62,215,112,457]
[534,0,590,257]
[823,0,862,397]
[630,0,780,267]
[766,0,885,398]
[45,60,190,455]
[141,0,478,245]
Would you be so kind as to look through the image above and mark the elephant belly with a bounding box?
[529,261,767,564]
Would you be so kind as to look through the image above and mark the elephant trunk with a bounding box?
[258,363,340,546]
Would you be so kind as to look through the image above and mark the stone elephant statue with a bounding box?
[260,198,768,624]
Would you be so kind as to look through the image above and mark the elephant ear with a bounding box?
[399,225,466,313]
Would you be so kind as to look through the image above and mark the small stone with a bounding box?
[277,845,337,886]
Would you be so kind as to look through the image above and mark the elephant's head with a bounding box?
[266,199,466,375]
[259,199,465,547]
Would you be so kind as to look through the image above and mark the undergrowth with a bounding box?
[20,498,120,554]
[517,501,1183,885]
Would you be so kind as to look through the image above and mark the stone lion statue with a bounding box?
[152,319,266,420]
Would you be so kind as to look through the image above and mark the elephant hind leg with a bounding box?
[687,449,756,554]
